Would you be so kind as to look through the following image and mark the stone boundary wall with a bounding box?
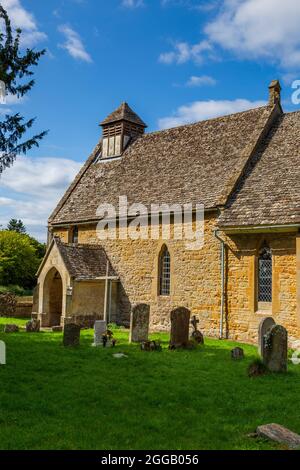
[0,296,33,318]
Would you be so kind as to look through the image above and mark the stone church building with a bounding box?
[34,80,300,345]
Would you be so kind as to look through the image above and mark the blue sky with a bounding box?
[0,0,300,240]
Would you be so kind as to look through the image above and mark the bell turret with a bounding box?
[100,102,147,158]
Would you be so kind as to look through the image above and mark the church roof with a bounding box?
[219,111,300,227]
[50,104,278,225]
[100,102,147,127]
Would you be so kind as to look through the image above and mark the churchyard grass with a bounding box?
[0,317,300,450]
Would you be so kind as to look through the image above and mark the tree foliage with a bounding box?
[0,5,47,173]
[0,230,44,289]
[7,218,26,233]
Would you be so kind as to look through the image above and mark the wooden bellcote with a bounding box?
[100,102,147,158]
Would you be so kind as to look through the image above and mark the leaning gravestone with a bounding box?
[258,317,276,356]
[63,323,80,347]
[129,304,150,343]
[257,424,300,449]
[93,320,107,346]
[169,307,190,349]
[26,319,40,333]
[263,324,288,373]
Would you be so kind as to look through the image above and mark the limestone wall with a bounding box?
[51,221,299,345]
[53,214,222,334]
[225,232,298,345]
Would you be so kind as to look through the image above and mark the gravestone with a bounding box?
[129,304,150,343]
[263,324,288,372]
[190,314,204,345]
[140,340,162,352]
[63,323,80,347]
[169,307,190,349]
[231,347,244,360]
[26,319,40,333]
[93,320,107,346]
[258,317,276,356]
[0,340,5,365]
[257,424,300,449]
[4,324,19,333]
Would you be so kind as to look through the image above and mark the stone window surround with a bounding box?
[69,225,79,244]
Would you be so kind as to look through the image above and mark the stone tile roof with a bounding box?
[100,102,147,127]
[219,111,300,227]
[56,238,117,279]
[50,105,276,225]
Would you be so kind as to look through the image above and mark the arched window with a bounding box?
[258,244,272,303]
[159,245,171,296]
[71,226,79,244]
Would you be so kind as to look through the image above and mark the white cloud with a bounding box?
[205,0,300,69]
[122,0,144,7]
[1,0,47,47]
[0,93,25,114]
[161,0,219,10]
[58,25,92,63]
[0,156,82,240]
[0,107,12,115]
[159,40,212,65]
[186,75,216,87]
[122,0,144,6]
[158,98,266,129]
[4,93,26,105]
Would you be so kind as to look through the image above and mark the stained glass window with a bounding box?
[258,245,272,302]
[159,246,170,296]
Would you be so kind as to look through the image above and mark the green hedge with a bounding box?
[0,285,33,296]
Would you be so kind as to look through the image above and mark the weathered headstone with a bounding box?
[258,317,276,356]
[263,324,288,372]
[257,424,300,449]
[231,347,244,360]
[4,324,19,333]
[140,340,162,352]
[26,319,40,333]
[63,323,80,347]
[129,304,150,343]
[0,340,5,365]
[190,314,204,344]
[93,320,107,346]
[169,307,190,349]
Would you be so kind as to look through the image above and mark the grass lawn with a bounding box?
[0,317,300,450]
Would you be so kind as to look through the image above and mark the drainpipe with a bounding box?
[103,260,109,324]
[214,229,226,339]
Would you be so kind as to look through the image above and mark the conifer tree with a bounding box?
[0,5,47,173]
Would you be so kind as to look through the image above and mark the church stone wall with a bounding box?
[225,232,299,346]
[52,220,299,345]
[53,214,222,335]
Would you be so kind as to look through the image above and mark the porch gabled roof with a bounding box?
[37,237,117,280]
